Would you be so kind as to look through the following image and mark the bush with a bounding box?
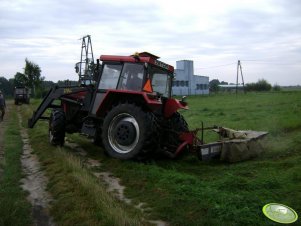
[273,84,281,91]
[246,79,272,92]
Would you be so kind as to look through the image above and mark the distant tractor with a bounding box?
[28,35,189,160]
[14,86,30,105]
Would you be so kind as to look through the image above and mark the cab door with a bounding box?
[90,63,123,115]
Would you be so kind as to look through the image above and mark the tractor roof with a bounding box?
[99,52,174,72]
[134,52,160,59]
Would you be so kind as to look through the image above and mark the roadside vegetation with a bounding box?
[20,100,145,226]
[0,105,32,226]
[20,91,301,225]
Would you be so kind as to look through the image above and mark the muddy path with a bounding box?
[64,139,169,226]
[12,101,167,225]
[17,109,56,226]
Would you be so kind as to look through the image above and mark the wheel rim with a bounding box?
[108,113,140,154]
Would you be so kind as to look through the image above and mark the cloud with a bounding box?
[0,0,300,85]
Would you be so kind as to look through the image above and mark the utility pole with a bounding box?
[236,60,245,94]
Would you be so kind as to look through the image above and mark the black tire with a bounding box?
[15,100,18,105]
[49,109,65,146]
[165,112,189,153]
[101,103,157,160]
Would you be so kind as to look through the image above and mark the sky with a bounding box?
[0,0,300,85]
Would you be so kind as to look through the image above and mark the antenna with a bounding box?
[236,60,245,94]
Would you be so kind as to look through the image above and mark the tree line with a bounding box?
[1,58,282,97]
[209,79,281,93]
[0,59,78,98]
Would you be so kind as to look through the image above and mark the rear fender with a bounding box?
[164,98,188,118]
[96,90,162,117]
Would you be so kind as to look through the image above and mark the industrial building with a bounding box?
[172,60,209,96]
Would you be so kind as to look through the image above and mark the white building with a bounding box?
[172,60,209,96]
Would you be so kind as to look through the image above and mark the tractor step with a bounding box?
[81,122,96,137]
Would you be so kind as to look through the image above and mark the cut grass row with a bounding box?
[22,91,301,225]
[0,106,32,226]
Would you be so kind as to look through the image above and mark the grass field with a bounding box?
[0,105,32,226]
[21,91,301,225]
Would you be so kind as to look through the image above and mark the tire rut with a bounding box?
[64,139,169,226]
[18,110,56,226]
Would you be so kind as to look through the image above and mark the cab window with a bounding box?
[98,64,122,89]
[150,67,171,97]
[118,63,144,91]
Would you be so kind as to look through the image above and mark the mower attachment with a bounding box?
[176,126,268,162]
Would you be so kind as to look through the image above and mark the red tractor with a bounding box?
[28,36,268,162]
[28,36,190,160]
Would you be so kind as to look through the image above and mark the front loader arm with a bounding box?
[28,86,88,128]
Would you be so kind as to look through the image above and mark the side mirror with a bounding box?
[180,96,187,106]
[75,63,80,73]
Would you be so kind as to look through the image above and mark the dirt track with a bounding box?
[65,139,168,226]
[18,109,55,226]
[1,103,55,226]
[2,102,168,225]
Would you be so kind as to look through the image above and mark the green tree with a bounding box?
[209,79,220,93]
[37,80,56,98]
[273,84,281,91]
[23,58,44,97]
[220,81,228,85]
[14,72,27,87]
[245,79,272,91]
[0,76,14,96]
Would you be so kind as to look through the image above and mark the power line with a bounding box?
[195,60,299,69]
[240,59,274,62]
[195,62,236,69]
[240,59,299,65]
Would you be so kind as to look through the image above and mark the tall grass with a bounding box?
[0,106,32,226]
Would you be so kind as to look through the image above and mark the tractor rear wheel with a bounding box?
[165,112,189,153]
[49,109,65,146]
[101,103,156,160]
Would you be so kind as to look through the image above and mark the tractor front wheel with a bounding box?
[49,109,65,146]
[101,103,156,160]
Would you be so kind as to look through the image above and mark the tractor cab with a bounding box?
[96,52,174,98]
[89,52,177,116]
